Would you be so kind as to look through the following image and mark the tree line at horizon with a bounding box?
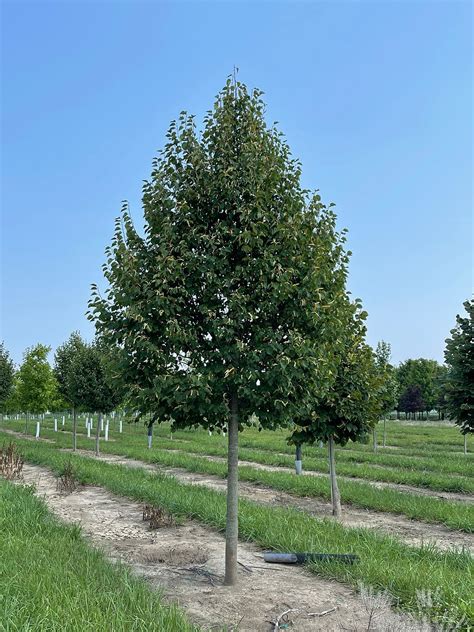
[0,339,467,423]
[0,78,472,586]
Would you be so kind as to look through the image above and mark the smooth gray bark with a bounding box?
[147,423,153,449]
[95,412,101,456]
[328,436,341,519]
[382,417,387,448]
[464,434,468,455]
[373,428,378,453]
[224,391,239,586]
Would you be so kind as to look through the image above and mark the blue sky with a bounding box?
[1,1,472,366]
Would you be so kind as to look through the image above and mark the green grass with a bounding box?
[0,478,197,632]
[7,425,474,533]
[5,435,473,630]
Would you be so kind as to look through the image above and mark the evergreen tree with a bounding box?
[89,78,348,584]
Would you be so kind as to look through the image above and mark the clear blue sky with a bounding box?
[1,1,472,366]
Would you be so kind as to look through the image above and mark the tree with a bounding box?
[3,373,21,415]
[398,385,425,418]
[17,344,55,431]
[443,299,473,453]
[396,358,442,419]
[374,341,398,448]
[0,343,15,414]
[89,78,347,585]
[54,332,87,450]
[68,341,121,456]
[289,301,381,518]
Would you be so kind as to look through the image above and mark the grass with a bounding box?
[5,434,473,630]
[0,478,197,632]
[6,425,474,533]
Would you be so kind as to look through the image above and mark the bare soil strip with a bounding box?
[16,462,405,632]
[169,447,473,504]
[71,449,473,553]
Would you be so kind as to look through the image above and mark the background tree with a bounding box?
[3,373,21,415]
[54,332,87,450]
[0,342,15,415]
[90,78,347,585]
[289,299,381,518]
[396,358,442,419]
[17,344,55,431]
[443,299,473,454]
[374,341,398,448]
[398,384,425,419]
[68,341,121,456]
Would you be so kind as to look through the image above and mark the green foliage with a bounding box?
[54,331,87,408]
[89,79,350,431]
[17,344,55,414]
[0,343,15,412]
[443,299,474,435]
[290,301,380,447]
[374,341,398,417]
[396,358,444,413]
[68,342,121,414]
[48,375,69,412]
[2,373,21,414]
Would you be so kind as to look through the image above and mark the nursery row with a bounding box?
[0,478,196,631]
[4,434,472,629]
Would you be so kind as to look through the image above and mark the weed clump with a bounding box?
[56,460,78,494]
[0,441,24,480]
[142,504,175,529]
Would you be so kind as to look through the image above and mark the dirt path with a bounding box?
[69,449,474,553]
[16,462,417,632]
[3,428,472,551]
[3,427,471,502]
[167,448,473,504]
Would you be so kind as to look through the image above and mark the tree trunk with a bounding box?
[328,436,341,519]
[382,417,387,448]
[24,412,28,434]
[295,444,302,475]
[464,434,468,455]
[224,391,239,586]
[147,422,153,449]
[95,412,101,456]
[72,407,77,452]
[373,428,378,453]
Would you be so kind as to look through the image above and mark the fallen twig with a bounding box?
[237,560,253,573]
[308,606,337,617]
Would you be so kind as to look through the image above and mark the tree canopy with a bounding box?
[0,342,15,412]
[68,342,121,415]
[443,299,473,435]
[17,344,55,414]
[374,341,398,418]
[54,332,87,409]
[89,79,349,432]
[396,358,444,413]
